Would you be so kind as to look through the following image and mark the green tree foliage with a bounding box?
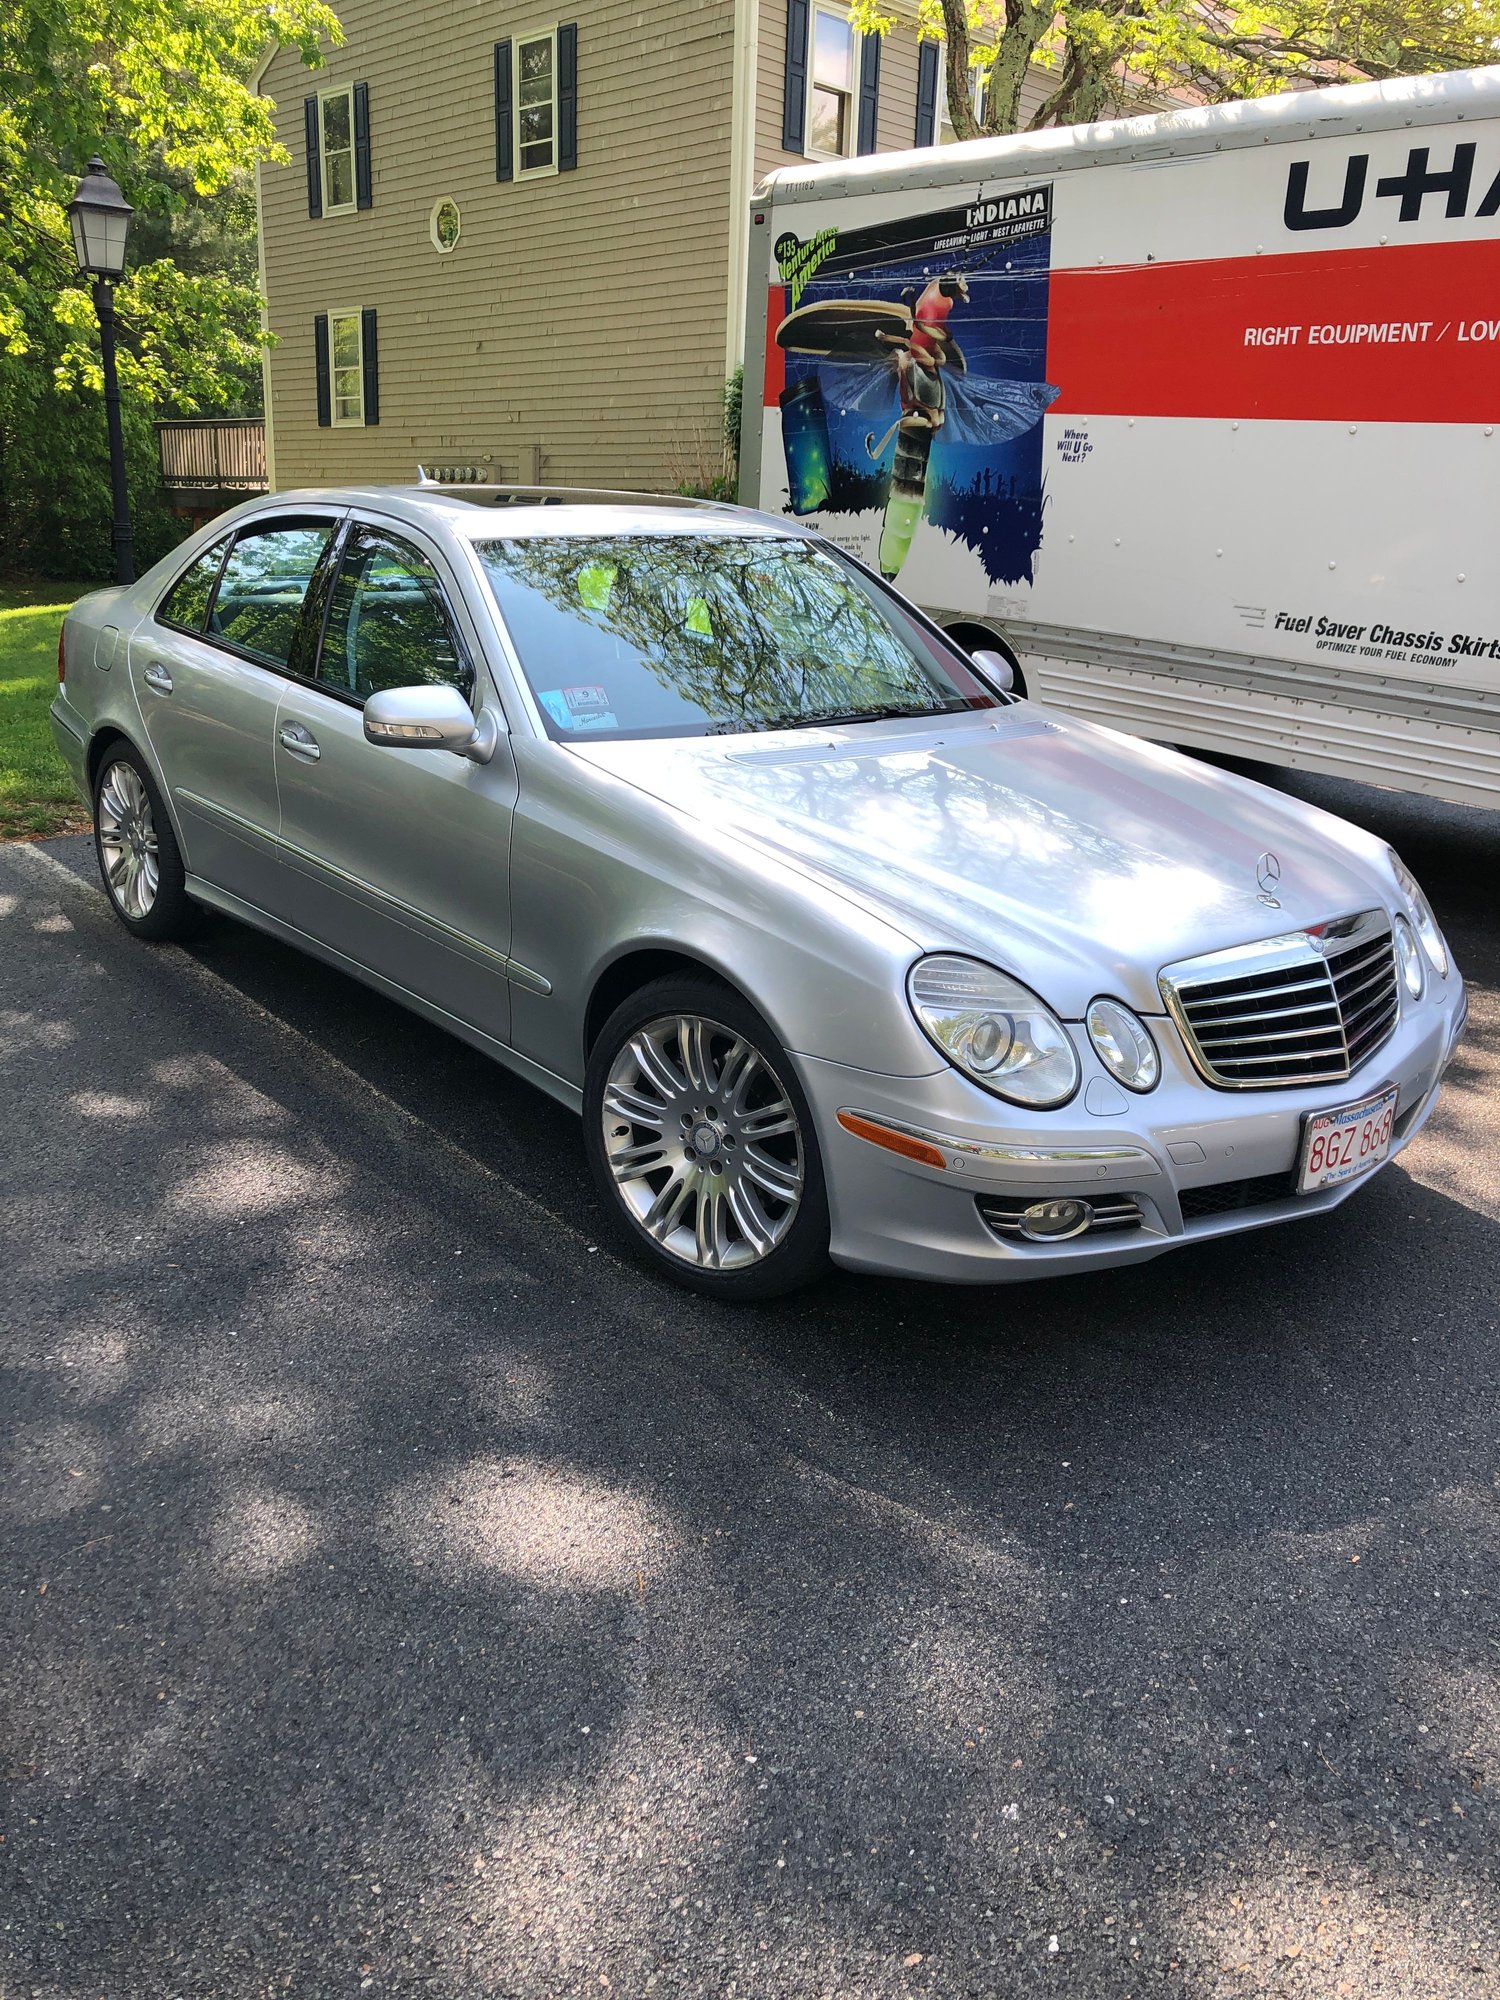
[0,0,340,578]
[851,0,1500,141]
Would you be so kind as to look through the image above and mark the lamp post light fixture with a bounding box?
[67,157,136,584]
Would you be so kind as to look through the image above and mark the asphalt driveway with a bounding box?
[2,765,1498,1999]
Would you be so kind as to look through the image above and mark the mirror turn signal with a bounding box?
[363,685,500,764]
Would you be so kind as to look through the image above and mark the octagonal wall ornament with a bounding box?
[430,198,461,253]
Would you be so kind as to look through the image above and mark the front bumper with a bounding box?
[794,978,1467,1284]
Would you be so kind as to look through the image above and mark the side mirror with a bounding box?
[970,648,1017,696]
[363,684,499,765]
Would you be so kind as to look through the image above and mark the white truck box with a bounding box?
[742,68,1500,809]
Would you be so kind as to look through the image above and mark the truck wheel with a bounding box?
[584,975,831,1300]
[93,742,196,941]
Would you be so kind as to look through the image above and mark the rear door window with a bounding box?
[209,522,336,668]
[157,537,231,633]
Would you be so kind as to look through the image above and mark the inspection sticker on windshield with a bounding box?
[538,686,616,731]
[1297,1083,1397,1195]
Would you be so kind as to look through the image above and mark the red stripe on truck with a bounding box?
[1047,237,1500,423]
[763,285,788,405]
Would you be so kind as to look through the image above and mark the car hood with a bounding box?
[569,705,1393,1017]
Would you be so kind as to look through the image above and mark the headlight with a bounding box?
[1086,997,1160,1092]
[1389,852,1449,979]
[1392,913,1424,999]
[908,955,1080,1108]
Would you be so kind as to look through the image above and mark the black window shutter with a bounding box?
[304,96,323,217]
[782,0,808,153]
[856,32,881,154]
[313,313,331,426]
[353,82,372,208]
[494,40,514,181]
[915,41,939,147]
[557,24,578,172]
[360,308,379,426]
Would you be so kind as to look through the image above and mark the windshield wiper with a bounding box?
[764,700,966,732]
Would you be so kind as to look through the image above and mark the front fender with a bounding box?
[507,742,943,1089]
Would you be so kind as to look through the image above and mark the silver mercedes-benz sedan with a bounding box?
[52,482,1467,1297]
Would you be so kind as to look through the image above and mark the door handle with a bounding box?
[142,663,173,695]
[279,721,321,762]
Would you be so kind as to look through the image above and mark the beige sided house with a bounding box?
[256,1,1053,493]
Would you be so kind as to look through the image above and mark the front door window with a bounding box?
[317,529,471,702]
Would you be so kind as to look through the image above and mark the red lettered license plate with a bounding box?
[1298,1084,1399,1194]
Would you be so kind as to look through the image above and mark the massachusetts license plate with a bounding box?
[1298,1084,1399,1194]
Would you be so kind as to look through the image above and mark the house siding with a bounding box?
[259,0,1079,494]
[872,28,923,154]
[260,0,739,492]
[1015,66,1056,129]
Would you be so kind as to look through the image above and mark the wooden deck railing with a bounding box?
[156,417,268,491]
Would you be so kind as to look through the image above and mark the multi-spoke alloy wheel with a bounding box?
[97,760,160,920]
[585,979,829,1298]
[92,746,194,941]
[603,1013,804,1270]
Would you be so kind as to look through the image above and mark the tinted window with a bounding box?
[474,532,997,740]
[209,524,333,667]
[157,537,230,632]
[317,529,469,701]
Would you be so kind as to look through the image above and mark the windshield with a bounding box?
[473,532,1000,740]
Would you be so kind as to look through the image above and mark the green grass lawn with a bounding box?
[0,578,94,839]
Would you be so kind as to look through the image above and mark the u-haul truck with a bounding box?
[742,67,1500,810]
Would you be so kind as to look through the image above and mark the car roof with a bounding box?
[257,486,801,542]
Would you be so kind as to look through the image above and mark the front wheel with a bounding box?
[583,976,831,1300]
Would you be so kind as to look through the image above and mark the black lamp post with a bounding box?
[67,158,135,585]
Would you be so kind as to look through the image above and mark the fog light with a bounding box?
[1018,1197,1092,1242]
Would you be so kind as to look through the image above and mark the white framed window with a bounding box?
[318,87,357,213]
[516,29,558,177]
[807,7,856,158]
[329,309,365,425]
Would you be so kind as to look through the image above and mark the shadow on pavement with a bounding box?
[3,784,1498,1998]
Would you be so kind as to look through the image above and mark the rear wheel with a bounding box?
[93,742,195,941]
[583,976,830,1299]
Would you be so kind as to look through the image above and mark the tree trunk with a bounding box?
[1029,34,1120,129]
[937,0,976,140]
[984,0,1051,135]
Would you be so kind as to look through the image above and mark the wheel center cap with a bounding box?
[691,1123,720,1158]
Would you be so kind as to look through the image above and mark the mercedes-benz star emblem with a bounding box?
[1256,851,1282,906]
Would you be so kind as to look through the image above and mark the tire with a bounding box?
[92,741,196,941]
[583,974,831,1300]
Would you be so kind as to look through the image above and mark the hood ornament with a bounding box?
[1256,851,1282,907]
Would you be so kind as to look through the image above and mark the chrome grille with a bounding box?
[1160,910,1398,1089]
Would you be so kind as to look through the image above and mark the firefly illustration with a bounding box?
[777,275,1059,578]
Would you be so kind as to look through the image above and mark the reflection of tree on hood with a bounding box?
[718,731,1148,877]
[476,534,942,727]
